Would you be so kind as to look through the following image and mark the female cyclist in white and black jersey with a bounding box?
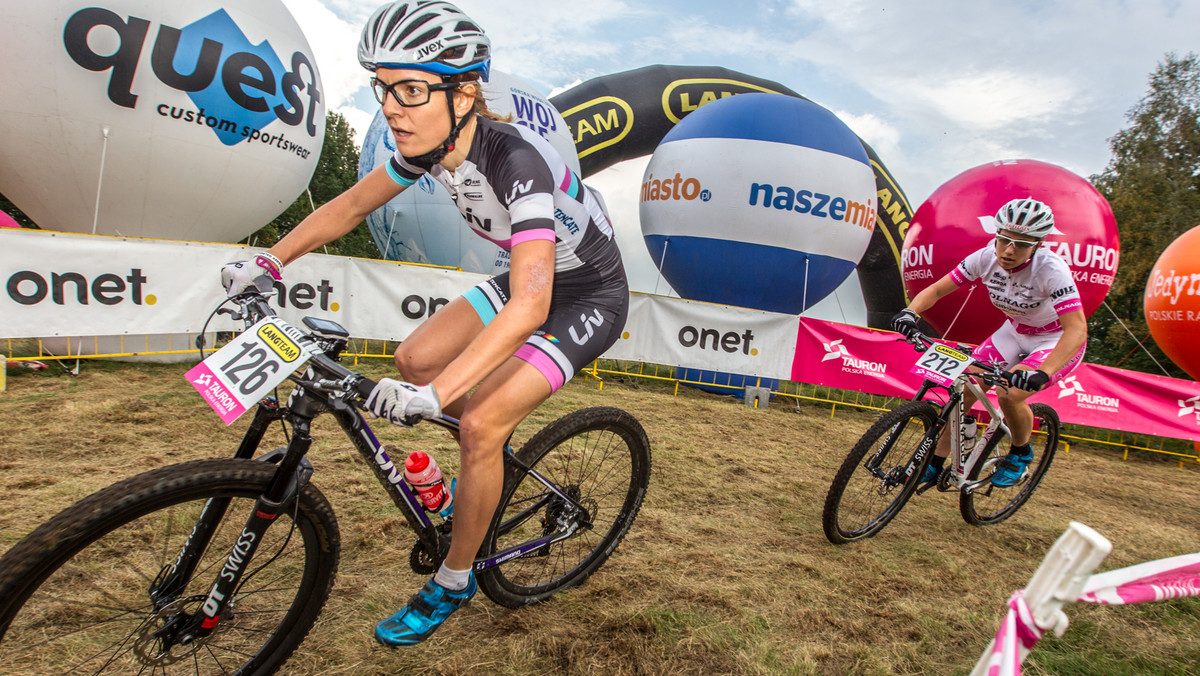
[221,0,628,647]
[891,197,1088,488]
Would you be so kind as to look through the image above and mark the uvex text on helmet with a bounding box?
[358,1,491,81]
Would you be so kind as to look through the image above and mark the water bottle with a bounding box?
[404,451,453,515]
[961,414,978,453]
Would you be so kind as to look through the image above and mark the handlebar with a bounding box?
[225,290,379,402]
[901,330,1016,388]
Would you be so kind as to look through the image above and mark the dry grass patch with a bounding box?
[1,362,1198,674]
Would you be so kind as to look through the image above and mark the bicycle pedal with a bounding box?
[935,468,956,492]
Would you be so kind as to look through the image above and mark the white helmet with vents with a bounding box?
[358,1,491,81]
[994,197,1056,239]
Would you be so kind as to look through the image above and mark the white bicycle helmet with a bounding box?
[358,1,491,81]
[994,197,1055,239]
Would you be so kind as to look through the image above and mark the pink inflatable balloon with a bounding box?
[0,210,19,228]
[902,159,1119,344]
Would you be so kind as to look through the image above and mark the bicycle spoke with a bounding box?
[824,402,938,543]
[0,460,339,675]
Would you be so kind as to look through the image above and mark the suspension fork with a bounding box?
[151,401,284,603]
[168,414,315,643]
[898,387,960,483]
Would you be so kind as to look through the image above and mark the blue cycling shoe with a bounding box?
[991,446,1033,487]
[375,573,477,647]
[920,463,940,484]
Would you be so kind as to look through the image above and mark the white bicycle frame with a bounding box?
[942,372,1012,493]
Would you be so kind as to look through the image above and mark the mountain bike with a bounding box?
[0,290,651,674]
[822,330,1060,544]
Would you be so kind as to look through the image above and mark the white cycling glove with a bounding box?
[366,379,442,427]
[221,253,282,297]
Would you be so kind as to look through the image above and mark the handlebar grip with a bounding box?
[354,376,378,401]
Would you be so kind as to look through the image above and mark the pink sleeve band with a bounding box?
[511,229,556,246]
[1054,298,1084,315]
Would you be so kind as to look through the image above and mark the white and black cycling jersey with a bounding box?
[950,245,1084,335]
[385,117,623,284]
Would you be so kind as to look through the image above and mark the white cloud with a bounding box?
[281,0,373,142]
[284,0,1200,206]
[833,110,901,159]
[905,69,1077,130]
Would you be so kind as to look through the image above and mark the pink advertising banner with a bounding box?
[790,318,1200,443]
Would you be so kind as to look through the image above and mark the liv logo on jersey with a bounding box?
[64,7,322,146]
[568,310,605,346]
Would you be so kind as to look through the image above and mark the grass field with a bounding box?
[1,358,1199,675]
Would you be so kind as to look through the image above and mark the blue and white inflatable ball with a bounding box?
[640,93,876,314]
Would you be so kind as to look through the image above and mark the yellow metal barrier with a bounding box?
[587,359,1200,471]
[5,338,1198,470]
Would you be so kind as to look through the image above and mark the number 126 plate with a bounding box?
[910,343,972,387]
[185,317,316,425]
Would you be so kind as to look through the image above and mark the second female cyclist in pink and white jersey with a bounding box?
[891,197,1088,488]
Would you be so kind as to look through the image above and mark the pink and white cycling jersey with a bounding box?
[949,246,1084,335]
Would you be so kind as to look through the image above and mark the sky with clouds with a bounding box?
[281,0,1200,207]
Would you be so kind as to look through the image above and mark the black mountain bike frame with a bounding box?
[160,295,591,646]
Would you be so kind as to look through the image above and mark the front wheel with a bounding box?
[477,407,651,608]
[960,403,1060,525]
[823,400,940,544]
[0,459,340,675]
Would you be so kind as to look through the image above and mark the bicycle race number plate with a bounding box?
[185,317,316,425]
[910,343,972,387]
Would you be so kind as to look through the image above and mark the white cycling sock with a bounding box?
[434,563,471,591]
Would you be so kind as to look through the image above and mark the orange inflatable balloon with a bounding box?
[1145,224,1200,379]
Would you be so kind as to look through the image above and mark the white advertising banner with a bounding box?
[1,229,803,380]
[605,294,800,379]
[0,229,487,340]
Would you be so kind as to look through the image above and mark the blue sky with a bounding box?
[283,0,1200,206]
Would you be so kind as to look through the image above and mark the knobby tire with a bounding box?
[0,459,340,675]
[477,407,651,608]
[823,401,940,544]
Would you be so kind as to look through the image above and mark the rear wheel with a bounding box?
[477,407,651,608]
[960,403,1060,525]
[0,459,340,675]
[823,401,940,544]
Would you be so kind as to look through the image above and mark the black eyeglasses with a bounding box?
[371,78,460,107]
[994,234,1039,251]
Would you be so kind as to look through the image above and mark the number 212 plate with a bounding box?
[185,317,316,424]
[910,343,972,387]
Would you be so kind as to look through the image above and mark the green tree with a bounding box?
[1088,52,1200,377]
[250,111,379,259]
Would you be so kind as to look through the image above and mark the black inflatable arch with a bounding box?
[549,64,913,329]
